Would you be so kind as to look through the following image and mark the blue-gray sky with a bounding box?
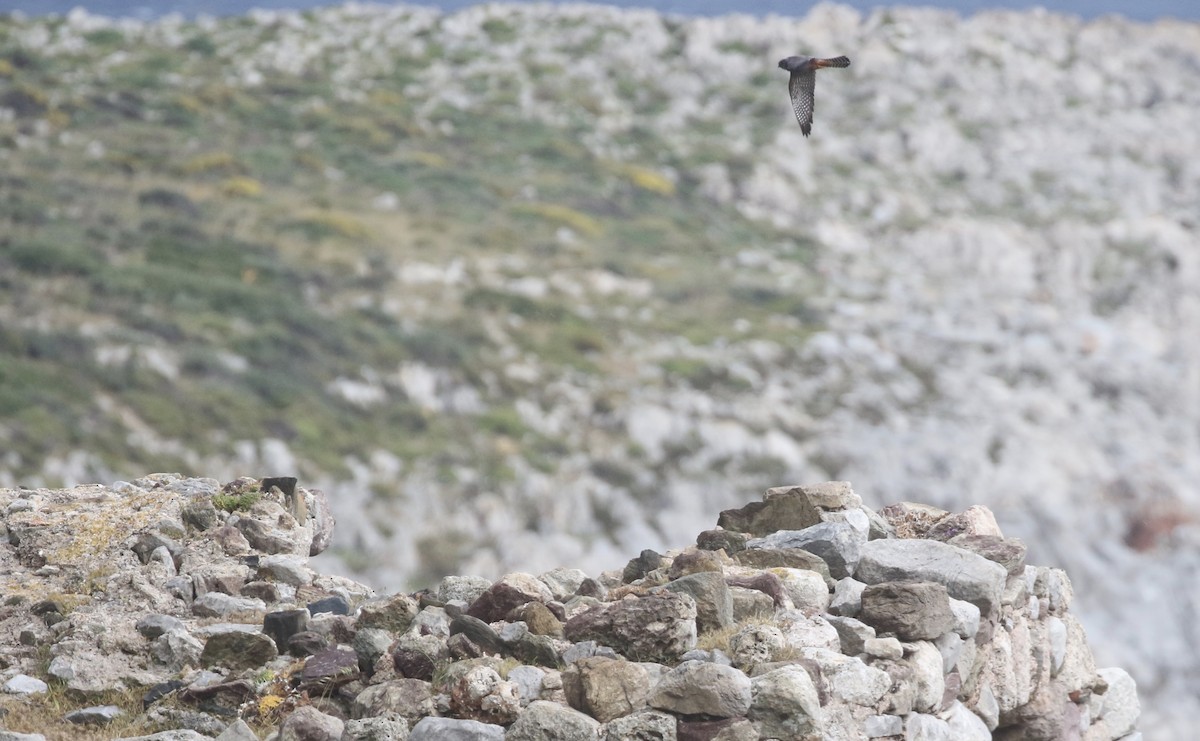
[4,0,1197,22]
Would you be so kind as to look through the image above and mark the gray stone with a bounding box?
[1057,613,1099,695]
[905,712,953,741]
[948,597,981,639]
[200,628,278,669]
[829,576,867,617]
[1097,667,1140,738]
[279,705,344,741]
[777,610,840,652]
[856,539,1007,615]
[116,731,211,741]
[859,581,955,641]
[943,700,992,741]
[729,624,786,672]
[873,659,917,715]
[603,709,677,741]
[661,571,734,634]
[864,714,903,737]
[1047,616,1067,675]
[934,630,964,675]
[729,586,775,622]
[151,629,204,672]
[718,487,822,536]
[772,567,831,613]
[677,717,757,740]
[65,705,123,725]
[770,481,862,510]
[354,627,395,674]
[3,674,48,695]
[467,572,553,622]
[508,665,547,705]
[948,534,1027,576]
[258,554,314,586]
[357,593,419,633]
[233,515,294,554]
[564,591,698,663]
[1032,568,1074,613]
[974,684,1000,730]
[998,678,1076,740]
[506,699,602,740]
[135,613,185,639]
[927,505,1003,541]
[747,663,823,739]
[562,656,653,722]
[648,660,752,717]
[825,615,875,655]
[538,567,589,601]
[342,714,411,741]
[734,546,834,587]
[905,641,946,714]
[192,592,266,618]
[864,636,903,660]
[438,575,494,605]
[352,679,435,720]
[307,487,336,556]
[747,521,864,579]
[801,647,890,707]
[407,717,504,741]
[216,719,260,741]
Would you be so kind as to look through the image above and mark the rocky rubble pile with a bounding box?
[0,476,1139,740]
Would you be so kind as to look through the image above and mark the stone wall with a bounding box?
[0,475,1139,740]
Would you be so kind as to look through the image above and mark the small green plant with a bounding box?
[212,491,261,513]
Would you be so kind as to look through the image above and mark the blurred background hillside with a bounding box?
[1,1,1198,736]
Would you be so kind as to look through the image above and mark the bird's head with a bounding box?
[778,56,807,72]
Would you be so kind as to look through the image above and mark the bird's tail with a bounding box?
[816,56,851,68]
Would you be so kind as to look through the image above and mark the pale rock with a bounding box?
[747,663,824,739]
[257,554,314,586]
[729,624,786,671]
[279,705,344,741]
[830,577,867,617]
[538,567,589,601]
[800,647,890,707]
[948,598,981,639]
[942,700,991,741]
[904,712,952,741]
[3,674,48,695]
[408,717,504,740]
[864,636,904,660]
[648,660,752,717]
[856,539,1008,615]
[864,714,903,737]
[1096,667,1140,738]
[904,641,946,713]
[506,699,601,740]
[771,567,831,613]
[777,610,840,652]
[603,709,677,740]
[1047,615,1067,675]
[825,615,875,655]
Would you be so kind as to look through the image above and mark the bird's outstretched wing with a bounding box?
[788,69,816,137]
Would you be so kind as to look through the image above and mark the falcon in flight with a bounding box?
[778,55,851,137]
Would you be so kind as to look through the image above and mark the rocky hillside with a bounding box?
[0,2,1197,736]
[0,476,1140,740]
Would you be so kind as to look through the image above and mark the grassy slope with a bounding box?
[0,10,818,491]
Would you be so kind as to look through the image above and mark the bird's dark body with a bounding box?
[778,55,851,137]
